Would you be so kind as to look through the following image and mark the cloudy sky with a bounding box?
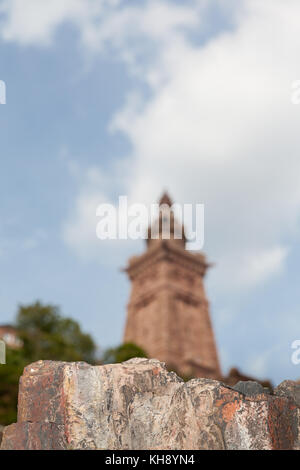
[0,0,300,385]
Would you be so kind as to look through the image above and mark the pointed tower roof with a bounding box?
[159,191,173,207]
[146,192,186,249]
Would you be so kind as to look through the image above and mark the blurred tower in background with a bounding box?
[124,193,221,379]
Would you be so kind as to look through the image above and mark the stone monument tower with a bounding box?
[123,193,221,379]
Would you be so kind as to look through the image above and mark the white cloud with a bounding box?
[62,165,111,261]
[109,0,300,289]
[2,0,300,290]
[243,247,288,286]
[218,246,288,291]
[62,164,142,266]
[0,0,199,54]
[0,0,85,45]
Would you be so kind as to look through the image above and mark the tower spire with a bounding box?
[159,191,173,207]
[147,192,185,248]
[124,193,221,380]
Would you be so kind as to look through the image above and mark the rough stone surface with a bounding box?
[274,380,300,407]
[0,425,4,446]
[233,381,267,397]
[1,358,300,450]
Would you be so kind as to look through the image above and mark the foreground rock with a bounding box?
[0,425,3,446]
[1,358,300,450]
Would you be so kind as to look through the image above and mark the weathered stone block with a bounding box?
[1,358,299,450]
[2,423,67,450]
[0,425,4,447]
[274,380,300,406]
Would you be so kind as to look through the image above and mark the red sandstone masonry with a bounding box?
[1,359,300,450]
[124,194,221,379]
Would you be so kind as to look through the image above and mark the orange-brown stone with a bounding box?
[1,359,300,450]
[123,193,221,380]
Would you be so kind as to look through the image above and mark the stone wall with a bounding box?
[1,358,300,450]
[124,240,221,380]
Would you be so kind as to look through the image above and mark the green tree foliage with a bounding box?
[0,348,26,425]
[102,342,147,364]
[17,302,96,364]
[0,301,97,426]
